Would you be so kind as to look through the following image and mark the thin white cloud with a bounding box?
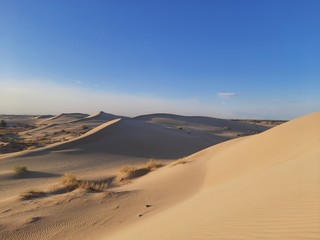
[217,92,237,98]
[74,80,82,84]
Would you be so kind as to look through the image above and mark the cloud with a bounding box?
[217,92,237,98]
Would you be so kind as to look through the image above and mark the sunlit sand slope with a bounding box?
[108,112,320,240]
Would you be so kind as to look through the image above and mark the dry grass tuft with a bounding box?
[117,159,164,182]
[170,158,190,167]
[146,159,163,170]
[78,180,109,191]
[60,173,108,192]
[13,166,28,175]
[20,189,46,200]
[119,165,137,175]
[60,173,77,189]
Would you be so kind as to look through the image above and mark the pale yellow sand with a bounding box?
[107,112,320,240]
[0,113,318,240]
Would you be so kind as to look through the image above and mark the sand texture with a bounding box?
[0,112,318,240]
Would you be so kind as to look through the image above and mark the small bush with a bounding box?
[119,165,137,175]
[81,125,88,130]
[13,166,28,174]
[78,180,108,191]
[59,173,107,192]
[20,190,46,200]
[60,173,77,189]
[117,160,164,182]
[146,159,163,170]
[170,158,189,167]
[0,120,7,128]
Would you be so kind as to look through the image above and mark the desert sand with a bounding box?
[0,112,319,240]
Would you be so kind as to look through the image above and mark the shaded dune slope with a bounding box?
[136,113,268,134]
[44,118,217,159]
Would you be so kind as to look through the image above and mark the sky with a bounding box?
[0,0,319,119]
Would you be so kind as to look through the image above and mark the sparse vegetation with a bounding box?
[20,190,46,200]
[170,158,190,167]
[78,180,109,191]
[13,166,28,174]
[118,165,138,179]
[60,173,108,191]
[0,120,7,128]
[146,159,163,170]
[117,159,163,182]
[60,173,77,189]
[81,125,88,130]
[176,126,184,130]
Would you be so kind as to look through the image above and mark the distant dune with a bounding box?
[18,113,268,159]
[42,113,89,124]
[70,111,123,123]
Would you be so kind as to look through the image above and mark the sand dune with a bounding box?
[77,111,122,122]
[136,113,267,133]
[46,118,217,158]
[107,112,320,239]
[0,112,318,240]
[41,113,89,124]
[25,114,267,159]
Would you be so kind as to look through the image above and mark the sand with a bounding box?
[0,112,318,240]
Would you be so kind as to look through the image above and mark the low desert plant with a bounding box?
[0,120,7,128]
[13,166,28,174]
[78,180,108,191]
[170,158,190,167]
[81,125,88,130]
[20,189,46,200]
[117,160,164,182]
[60,173,77,189]
[60,173,107,192]
[146,159,163,170]
[119,165,137,175]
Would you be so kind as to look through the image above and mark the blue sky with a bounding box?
[0,0,319,119]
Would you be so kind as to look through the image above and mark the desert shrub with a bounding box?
[20,190,46,200]
[60,173,107,192]
[81,125,88,130]
[146,159,163,170]
[117,160,164,182]
[60,173,77,189]
[78,180,108,191]
[176,126,183,130]
[0,120,7,128]
[170,158,189,167]
[13,166,28,174]
[119,165,137,174]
